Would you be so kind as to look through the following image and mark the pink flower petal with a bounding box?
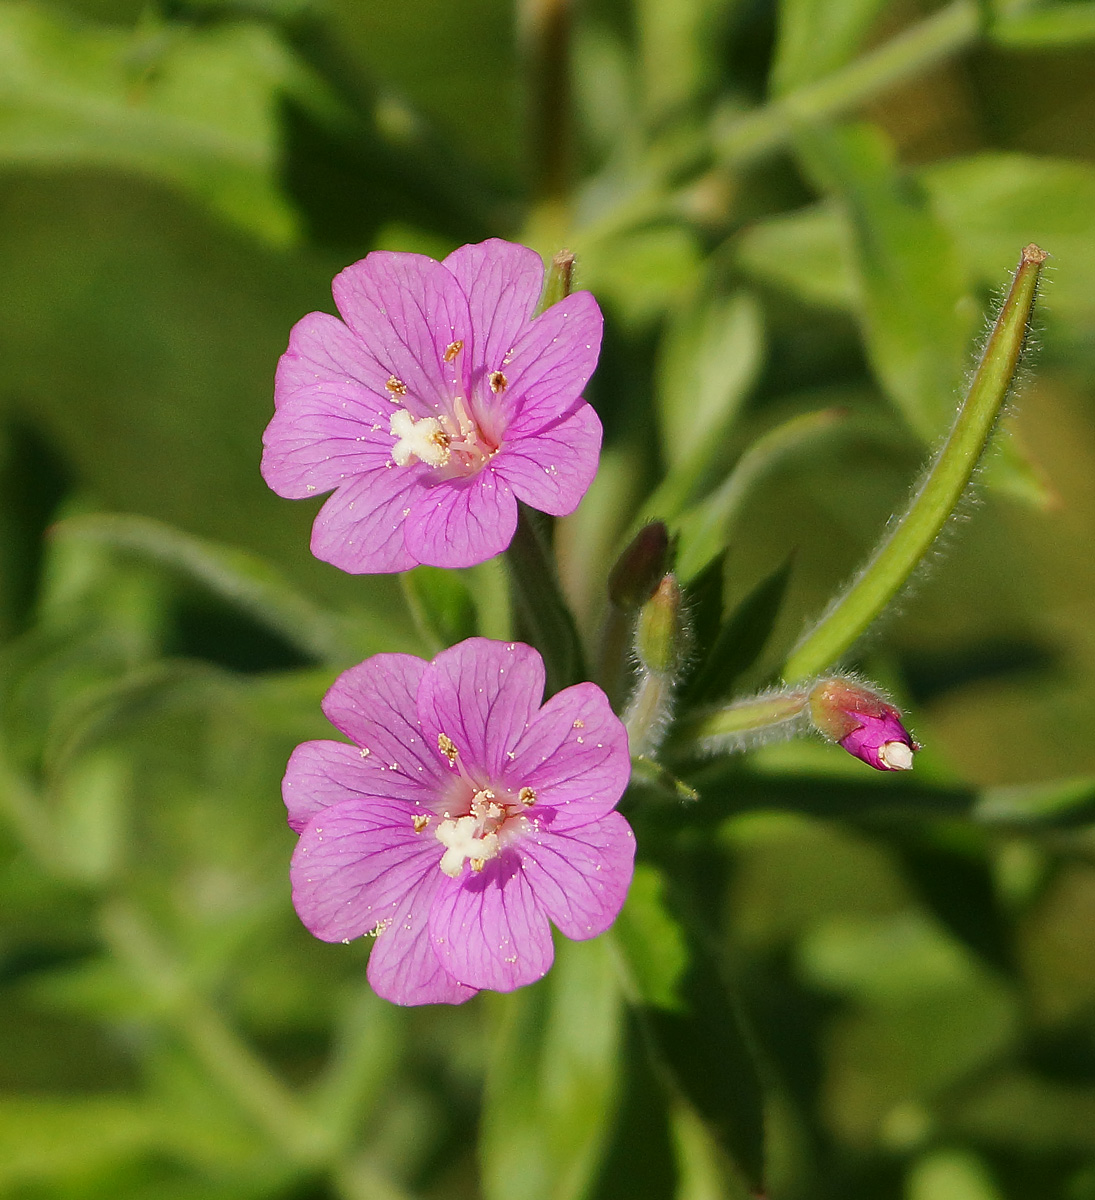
[332,252,472,416]
[416,639,546,778]
[403,469,518,569]
[309,464,423,574]
[317,652,445,791]
[517,811,635,940]
[443,240,544,381]
[367,866,478,1006]
[274,311,396,407]
[501,292,603,428]
[290,797,440,943]
[493,401,602,516]
[429,851,554,991]
[504,682,631,828]
[261,381,393,500]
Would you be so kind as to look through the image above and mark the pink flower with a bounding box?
[808,677,917,771]
[284,638,635,1005]
[261,240,603,573]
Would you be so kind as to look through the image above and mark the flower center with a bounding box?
[386,348,500,476]
[430,734,536,878]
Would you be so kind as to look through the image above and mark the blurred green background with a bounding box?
[5,0,1095,1197]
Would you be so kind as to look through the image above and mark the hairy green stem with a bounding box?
[674,690,808,752]
[783,244,1048,682]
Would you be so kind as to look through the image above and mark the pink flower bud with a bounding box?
[807,678,917,772]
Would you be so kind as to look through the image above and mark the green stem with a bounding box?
[783,244,1048,683]
[714,0,981,169]
[504,504,586,695]
[519,0,573,209]
[624,671,675,759]
[101,900,330,1164]
[674,690,808,752]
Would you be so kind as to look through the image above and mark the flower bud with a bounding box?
[635,574,687,677]
[808,677,917,772]
[608,522,671,611]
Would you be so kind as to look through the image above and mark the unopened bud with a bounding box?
[808,677,917,772]
[609,522,671,610]
[636,574,687,676]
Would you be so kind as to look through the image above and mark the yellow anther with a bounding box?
[519,786,536,806]
[438,733,459,763]
[489,370,508,393]
[413,814,430,833]
[385,375,407,396]
[443,340,464,363]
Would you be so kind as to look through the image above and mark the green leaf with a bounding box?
[734,201,852,311]
[400,565,478,653]
[906,1149,1005,1200]
[55,513,372,666]
[683,558,793,705]
[652,290,765,518]
[480,935,624,1200]
[921,152,1095,335]
[770,0,892,95]
[975,776,1095,827]
[794,122,976,441]
[0,5,331,245]
[0,1097,161,1186]
[612,863,689,1010]
[991,2,1095,46]
[675,407,846,582]
[0,172,408,632]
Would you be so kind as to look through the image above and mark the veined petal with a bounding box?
[518,812,635,941]
[261,381,394,500]
[494,401,602,516]
[429,850,553,991]
[443,240,544,381]
[416,639,545,778]
[275,310,396,407]
[333,252,473,415]
[309,465,423,575]
[504,682,630,828]
[501,292,603,426]
[290,797,442,943]
[318,653,445,796]
[283,740,432,833]
[403,469,518,570]
[367,865,477,1006]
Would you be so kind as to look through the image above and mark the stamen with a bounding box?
[438,733,459,763]
[443,340,464,363]
[413,814,430,833]
[489,371,508,393]
[519,786,536,806]
[385,375,408,397]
